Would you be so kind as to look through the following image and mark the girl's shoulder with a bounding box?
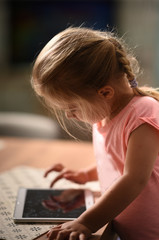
[114,95,159,124]
[131,95,159,106]
[94,96,159,134]
[129,96,159,114]
[123,96,159,145]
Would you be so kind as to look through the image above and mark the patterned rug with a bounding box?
[0,166,99,240]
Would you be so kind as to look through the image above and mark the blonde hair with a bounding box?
[31,27,159,132]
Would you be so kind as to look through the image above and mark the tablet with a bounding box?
[13,188,94,223]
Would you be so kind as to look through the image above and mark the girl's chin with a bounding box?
[73,117,103,125]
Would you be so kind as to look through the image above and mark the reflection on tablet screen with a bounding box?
[23,189,86,218]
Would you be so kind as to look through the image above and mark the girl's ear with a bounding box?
[98,86,115,99]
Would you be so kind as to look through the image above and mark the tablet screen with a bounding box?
[22,189,86,219]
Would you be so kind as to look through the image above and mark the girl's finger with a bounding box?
[50,173,66,187]
[44,164,65,177]
[64,171,89,184]
[53,164,65,171]
[64,173,86,184]
[47,225,62,239]
[69,231,79,240]
[79,233,86,240]
[47,229,58,239]
[50,170,73,187]
[47,225,62,236]
[53,230,70,240]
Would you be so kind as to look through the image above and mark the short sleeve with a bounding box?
[124,97,159,146]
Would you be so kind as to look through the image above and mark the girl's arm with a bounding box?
[78,123,159,231]
[47,123,159,239]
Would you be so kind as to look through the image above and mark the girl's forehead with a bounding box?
[50,99,78,110]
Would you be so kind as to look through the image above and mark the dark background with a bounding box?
[0,0,159,140]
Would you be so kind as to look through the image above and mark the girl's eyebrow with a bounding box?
[57,105,77,111]
[64,106,77,111]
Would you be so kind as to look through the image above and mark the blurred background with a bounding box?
[0,0,159,141]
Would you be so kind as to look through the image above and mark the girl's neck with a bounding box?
[99,91,135,128]
[110,90,135,119]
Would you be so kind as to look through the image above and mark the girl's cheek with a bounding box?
[65,111,71,119]
[65,111,80,121]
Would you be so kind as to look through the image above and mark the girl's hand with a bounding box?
[44,163,89,187]
[47,220,92,240]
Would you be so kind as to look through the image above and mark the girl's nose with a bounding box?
[65,111,75,119]
[65,111,79,121]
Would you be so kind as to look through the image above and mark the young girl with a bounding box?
[31,27,159,240]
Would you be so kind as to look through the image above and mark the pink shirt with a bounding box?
[93,96,159,240]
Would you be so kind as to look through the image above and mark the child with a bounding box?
[31,27,159,240]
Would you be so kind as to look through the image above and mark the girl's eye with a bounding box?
[64,108,77,114]
[63,105,78,113]
[70,109,76,113]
